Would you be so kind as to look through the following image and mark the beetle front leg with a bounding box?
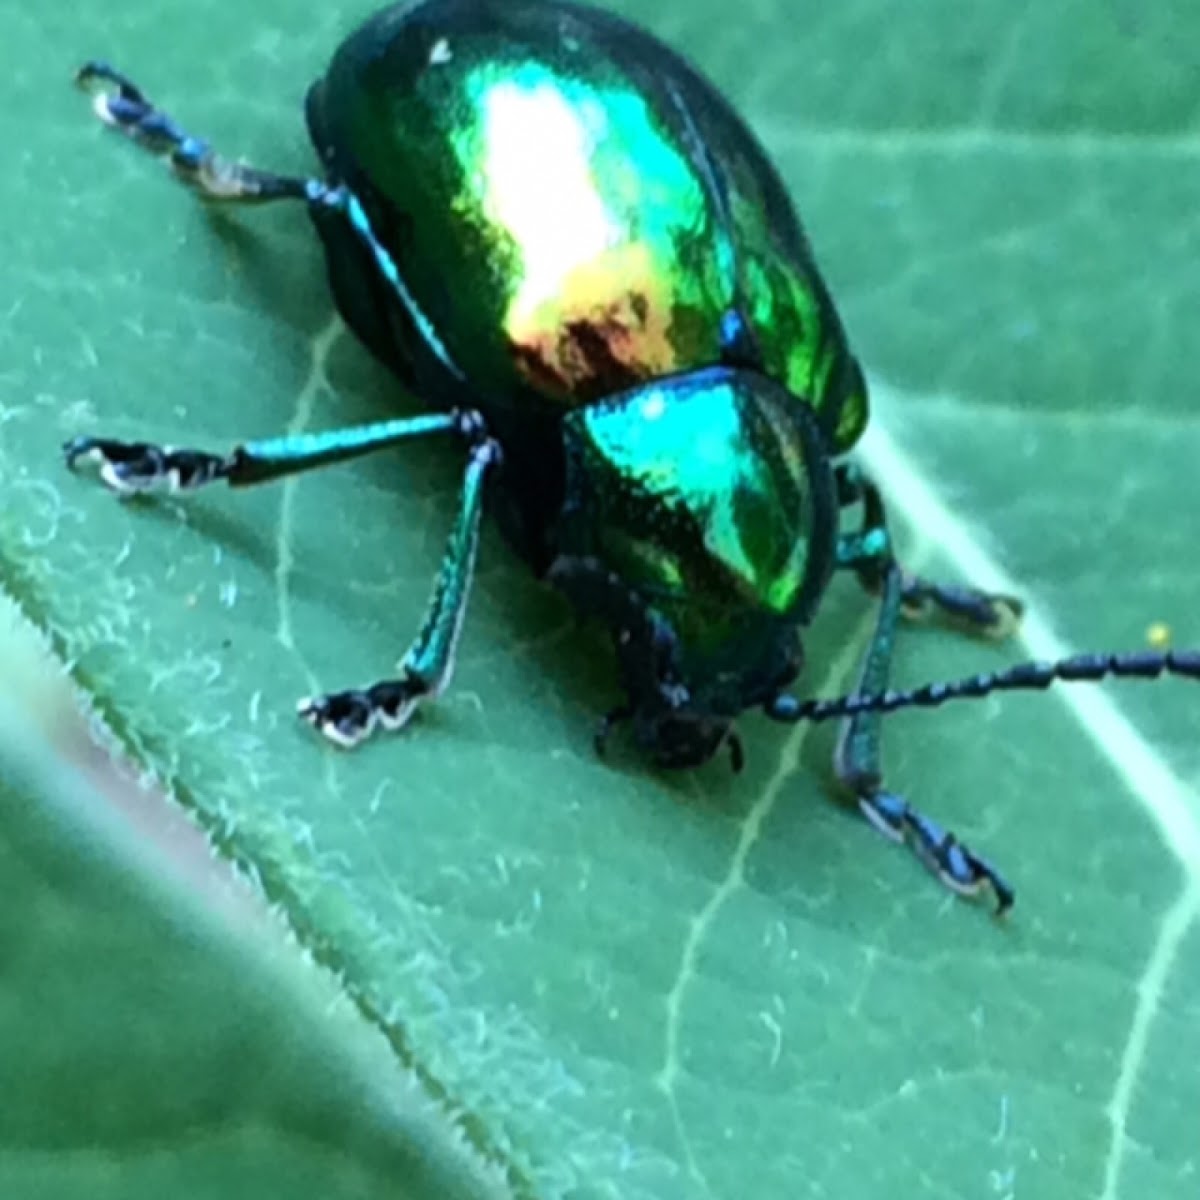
[827,562,1014,912]
[835,464,1022,637]
[299,435,502,748]
[77,61,318,203]
[815,474,1016,909]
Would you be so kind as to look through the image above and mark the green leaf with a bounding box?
[2,1,1198,1197]
[0,657,509,1199]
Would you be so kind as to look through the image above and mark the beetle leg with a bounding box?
[895,574,1022,638]
[857,788,1014,911]
[64,411,471,496]
[299,436,502,748]
[76,61,317,203]
[835,464,1022,637]
[796,560,1013,912]
[832,565,1014,913]
[313,186,467,385]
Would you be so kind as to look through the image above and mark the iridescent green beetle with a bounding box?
[66,0,1199,912]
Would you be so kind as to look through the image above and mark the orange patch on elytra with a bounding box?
[507,242,677,400]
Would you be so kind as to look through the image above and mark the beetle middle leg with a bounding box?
[300,434,501,747]
[836,464,1022,638]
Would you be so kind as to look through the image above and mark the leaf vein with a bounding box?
[857,391,1200,881]
[1100,885,1199,1200]
[653,607,878,1194]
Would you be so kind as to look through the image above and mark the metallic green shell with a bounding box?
[308,0,869,451]
[561,368,835,701]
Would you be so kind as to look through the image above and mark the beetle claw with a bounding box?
[63,435,229,495]
[298,679,425,749]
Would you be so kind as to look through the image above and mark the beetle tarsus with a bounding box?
[63,435,230,495]
[76,61,147,102]
[859,789,1014,914]
[899,574,1024,640]
[76,60,313,203]
[298,678,427,749]
[76,61,195,153]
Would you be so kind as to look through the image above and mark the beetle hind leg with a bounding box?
[76,61,316,203]
[299,436,502,749]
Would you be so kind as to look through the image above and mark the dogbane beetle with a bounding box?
[65,0,1199,912]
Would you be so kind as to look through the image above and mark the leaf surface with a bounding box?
[2,1,1197,1196]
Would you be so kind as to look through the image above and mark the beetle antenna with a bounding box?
[765,649,1200,725]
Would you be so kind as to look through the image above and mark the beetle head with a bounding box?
[627,697,743,772]
[550,549,806,772]
[600,610,797,772]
